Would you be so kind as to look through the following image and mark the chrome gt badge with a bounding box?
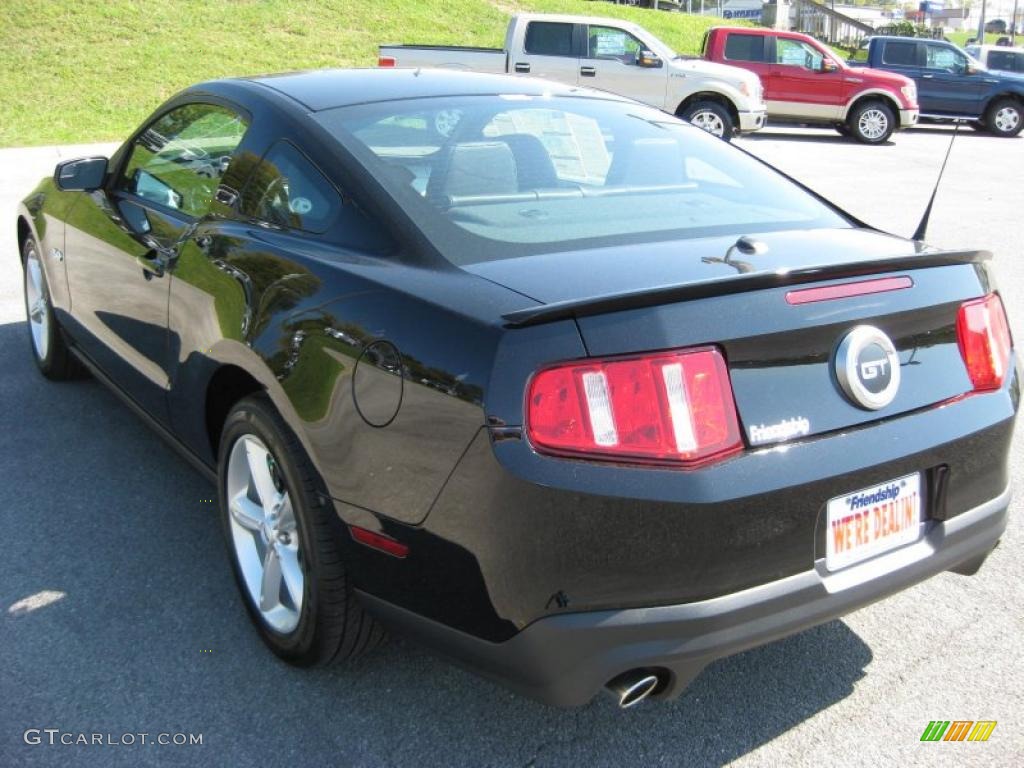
[835,326,900,410]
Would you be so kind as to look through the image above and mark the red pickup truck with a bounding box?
[702,27,919,144]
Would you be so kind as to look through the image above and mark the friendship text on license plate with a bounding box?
[825,473,922,571]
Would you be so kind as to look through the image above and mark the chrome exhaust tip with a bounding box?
[605,671,661,709]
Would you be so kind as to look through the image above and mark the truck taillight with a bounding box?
[526,347,742,467]
[378,56,396,67]
[957,293,1012,392]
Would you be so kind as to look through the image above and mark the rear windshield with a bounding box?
[315,95,849,264]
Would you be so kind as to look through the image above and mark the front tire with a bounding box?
[680,100,734,141]
[985,98,1023,137]
[848,100,895,144]
[22,235,83,380]
[218,394,384,665]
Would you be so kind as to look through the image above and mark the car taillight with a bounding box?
[378,56,396,67]
[957,293,1013,392]
[526,347,742,467]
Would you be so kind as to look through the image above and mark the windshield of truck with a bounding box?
[316,95,850,264]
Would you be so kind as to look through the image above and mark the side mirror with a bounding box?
[820,59,839,73]
[637,50,662,69]
[54,156,108,192]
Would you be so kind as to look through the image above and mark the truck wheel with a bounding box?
[984,98,1023,137]
[681,101,733,141]
[848,101,895,144]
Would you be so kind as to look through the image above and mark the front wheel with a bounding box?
[22,235,84,380]
[219,395,384,665]
[680,101,734,141]
[848,101,895,144]
[985,98,1023,137]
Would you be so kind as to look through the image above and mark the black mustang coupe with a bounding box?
[16,69,1017,708]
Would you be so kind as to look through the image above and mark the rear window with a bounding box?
[724,33,766,63]
[524,22,574,57]
[315,95,849,264]
[882,41,918,66]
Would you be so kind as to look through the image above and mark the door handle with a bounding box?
[580,66,596,77]
[921,74,934,79]
[514,62,530,73]
[137,246,175,279]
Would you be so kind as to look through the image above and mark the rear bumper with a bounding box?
[900,107,920,127]
[360,484,1009,707]
[738,108,767,133]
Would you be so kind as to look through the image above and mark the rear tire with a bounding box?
[680,100,734,141]
[218,394,384,666]
[984,98,1023,137]
[848,100,895,144]
[22,235,85,380]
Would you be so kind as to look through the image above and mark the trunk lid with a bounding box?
[470,228,988,444]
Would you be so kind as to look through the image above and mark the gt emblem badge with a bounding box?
[835,326,901,410]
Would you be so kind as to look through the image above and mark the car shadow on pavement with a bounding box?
[0,319,872,768]
[741,130,882,146]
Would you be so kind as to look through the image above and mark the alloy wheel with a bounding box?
[24,245,50,361]
[993,106,1020,134]
[857,109,889,141]
[226,434,305,634]
[689,110,726,137]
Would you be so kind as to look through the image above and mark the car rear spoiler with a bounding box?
[502,248,990,328]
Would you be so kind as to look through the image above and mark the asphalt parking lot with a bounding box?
[1,125,1022,767]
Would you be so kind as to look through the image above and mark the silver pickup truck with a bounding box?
[379,13,767,140]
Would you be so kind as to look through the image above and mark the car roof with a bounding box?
[239,67,598,112]
[971,44,1024,54]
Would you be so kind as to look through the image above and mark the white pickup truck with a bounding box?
[378,13,767,140]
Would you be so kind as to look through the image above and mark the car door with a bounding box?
[766,37,842,120]
[875,40,924,103]
[920,43,987,115]
[581,24,666,109]
[64,101,249,424]
[510,20,580,85]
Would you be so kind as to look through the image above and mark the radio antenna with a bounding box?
[912,120,960,242]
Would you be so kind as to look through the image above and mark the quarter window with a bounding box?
[121,103,248,217]
[240,142,340,233]
[524,22,575,57]
[724,33,766,63]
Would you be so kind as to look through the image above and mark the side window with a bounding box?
[121,103,248,217]
[775,38,823,70]
[587,26,644,64]
[989,51,1022,72]
[524,22,575,57]
[240,142,341,233]
[925,44,966,73]
[724,33,766,63]
[881,42,919,66]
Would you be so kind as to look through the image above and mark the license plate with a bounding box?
[825,473,922,571]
